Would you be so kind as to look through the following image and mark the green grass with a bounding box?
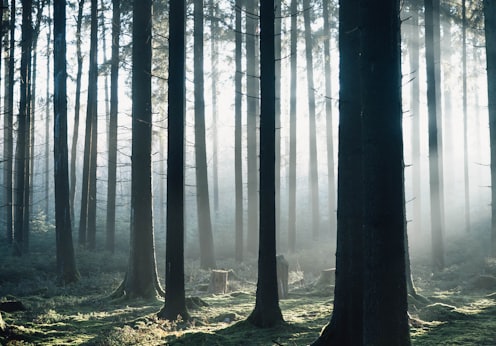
[2,232,496,345]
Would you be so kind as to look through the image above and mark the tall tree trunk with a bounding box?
[100,0,110,143]
[70,0,84,227]
[209,0,219,213]
[248,0,284,328]
[14,0,33,256]
[274,0,281,248]
[303,0,320,240]
[360,0,410,342]
[425,0,445,270]
[245,0,259,253]
[4,0,14,244]
[53,0,79,284]
[288,0,297,253]
[462,0,470,232]
[234,0,243,262]
[485,0,496,257]
[79,0,98,249]
[158,0,190,321]
[106,0,120,253]
[323,0,336,236]
[311,0,363,342]
[45,0,51,221]
[194,0,216,269]
[409,2,421,236]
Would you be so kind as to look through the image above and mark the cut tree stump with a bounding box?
[209,270,229,294]
[316,268,335,287]
[277,255,289,299]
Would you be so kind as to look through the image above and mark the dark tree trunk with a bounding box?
[360,1,410,342]
[248,0,283,328]
[303,0,320,240]
[70,0,84,227]
[194,0,216,270]
[100,0,110,143]
[116,0,163,299]
[485,0,496,257]
[53,0,79,284]
[106,0,120,253]
[288,0,297,253]
[323,0,336,236]
[4,0,15,244]
[14,0,33,256]
[274,0,281,248]
[312,0,363,343]
[245,0,259,253]
[158,0,190,321]
[79,0,98,249]
[234,0,243,262]
[425,0,445,270]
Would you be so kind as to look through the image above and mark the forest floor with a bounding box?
[1,231,496,345]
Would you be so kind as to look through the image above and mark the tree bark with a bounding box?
[158,0,190,321]
[303,0,320,240]
[484,0,496,256]
[234,0,243,262]
[53,0,79,284]
[194,0,216,270]
[210,0,219,213]
[106,0,120,253]
[288,0,297,253]
[425,0,445,270]
[70,0,85,227]
[248,0,284,328]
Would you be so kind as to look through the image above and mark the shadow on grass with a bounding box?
[165,319,319,346]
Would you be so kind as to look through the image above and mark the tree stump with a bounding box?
[317,268,335,287]
[0,312,6,333]
[209,270,228,294]
[277,255,289,299]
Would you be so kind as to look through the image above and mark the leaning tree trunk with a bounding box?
[70,0,85,226]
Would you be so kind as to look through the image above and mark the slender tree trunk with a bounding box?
[288,0,297,253]
[462,0,470,232]
[106,0,120,253]
[323,0,336,236]
[45,1,51,221]
[158,0,190,321]
[194,0,216,269]
[4,0,14,244]
[485,0,496,257]
[53,0,79,284]
[210,0,219,213]
[425,0,445,270]
[234,0,243,262]
[14,0,33,256]
[70,0,84,227]
[248,0,284,327]
[100,0,110,143]
[79,0,98,249]
[245,0,259,253]
[409,3,421,235]
[303,0,320,240]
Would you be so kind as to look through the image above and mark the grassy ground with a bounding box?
[1,232,496,345]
